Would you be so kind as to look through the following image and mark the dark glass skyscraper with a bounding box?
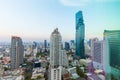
[44,40,47,52]
[75,11,85,59]
[65,42,70,51]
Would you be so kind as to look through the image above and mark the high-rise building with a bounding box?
[50,28,62,67]
[70,40,75,49]
[33,41,37,49]
[104,30,120,79]
[50,66,62,80]
[10,36,24,69]
[90,38,99,59]
[75,11,85,59]
[44,40,47,52]
[89,38,99,48]
[61,50,68,67]
[50,28,62,80]
[50,28,68,80]
[64,42,70,51]
[91,40,106,72]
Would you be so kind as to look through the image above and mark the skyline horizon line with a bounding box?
[0,28,119,42]
[0,34,107,43]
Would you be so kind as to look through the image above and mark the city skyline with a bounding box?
[0,0,120,42]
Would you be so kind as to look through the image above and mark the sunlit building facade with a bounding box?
[50,28,62,80]
[10,36,24,69]
[92,40,106,72]
[50,28,62,67]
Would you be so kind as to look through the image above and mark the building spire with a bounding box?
[52,28,59,34]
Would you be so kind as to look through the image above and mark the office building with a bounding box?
[44,40,47,52]
[61,50,68,67]
[10,36,24,69]
[50,28,69,80]
[33,41,37,49]
[64,42,70,51]
[90,38,99,59]
[91,40,106,72]
[50,28,62,67]
[104,30,120,79]
[50,66,62,80]
[70,40,75,49]
[75,11,85,59]
[50,28,62,80]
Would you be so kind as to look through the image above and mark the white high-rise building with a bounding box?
[91,40,106,72]
[50,28,68,80]
[11,36,24,70]
[61,50,68,67]
[50,66,62,80]
[90,38,99,59]
[50,28,62,67]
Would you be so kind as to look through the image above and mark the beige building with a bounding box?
[11,36,24,70]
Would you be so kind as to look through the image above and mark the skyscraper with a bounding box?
[90,38,99,59]
[50,28,62,67]
[44,40,47,52]
[91,40,106,72]
[50,28,62,80]
[75,11,85,59]
[11,36,24,69]
[61,50,68,67]
[104,30,120,79]
[64,42,70,51]
[70,40,75,49]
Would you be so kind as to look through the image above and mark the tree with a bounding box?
[36,52,46,57]
[76,66,88,79]
[24,69,32,80]
[36,75,42,79]
[4,67,9,71]
[70,78,76,80]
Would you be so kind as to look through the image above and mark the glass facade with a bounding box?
[75,11,85,59]
[104,30,120,79]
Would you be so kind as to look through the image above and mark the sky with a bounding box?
[0,0,120,42]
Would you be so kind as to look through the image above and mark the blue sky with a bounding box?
[0,0,120,42]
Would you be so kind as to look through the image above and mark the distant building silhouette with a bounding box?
[44,40,47,52]
[65,42,70,51]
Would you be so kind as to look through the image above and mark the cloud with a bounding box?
[59,0,120,6]
[59,0,90,6]
[95,0,120,2]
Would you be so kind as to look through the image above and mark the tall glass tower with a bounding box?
[104,30,120,79]
[75,11,85,59]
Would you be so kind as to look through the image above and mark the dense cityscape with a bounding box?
[0,10,120,80]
